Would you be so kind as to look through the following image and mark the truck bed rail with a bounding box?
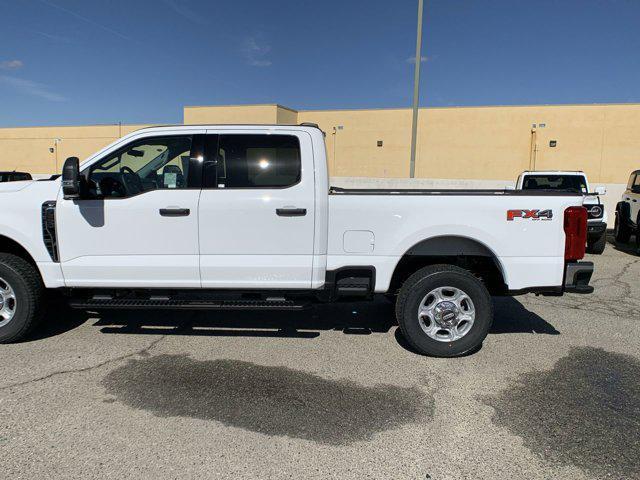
[329,186,583,196]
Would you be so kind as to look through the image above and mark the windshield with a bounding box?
[522,174,588,194]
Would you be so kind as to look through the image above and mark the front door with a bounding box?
[198,130,316,289]
[57,132,204,287]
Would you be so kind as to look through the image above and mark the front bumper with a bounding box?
[564,261,594,294]
[587,221,607,238]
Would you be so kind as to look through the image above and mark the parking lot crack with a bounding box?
[0,335,167,392]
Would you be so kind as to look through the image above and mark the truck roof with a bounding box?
[132,123,323,133]
[520,170,585,175]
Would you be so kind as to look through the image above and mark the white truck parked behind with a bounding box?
[515,171,608,254]
[0,124,594,357]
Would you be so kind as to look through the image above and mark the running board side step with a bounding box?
[69,298,310,310]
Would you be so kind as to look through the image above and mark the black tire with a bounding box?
[0,253,45,343]
[615,208,631,243]
[395,264,493,357]
[586,232,606,254]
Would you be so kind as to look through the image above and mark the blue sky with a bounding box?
[0,0,639,127]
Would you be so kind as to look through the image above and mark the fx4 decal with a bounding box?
[507,209,553,221]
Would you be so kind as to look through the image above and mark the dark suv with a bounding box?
[0,171,32,183]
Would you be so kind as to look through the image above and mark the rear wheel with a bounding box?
[395,264,493,357]
[0,254,45,343]
[586,232,606,254]
[615,209,631,243]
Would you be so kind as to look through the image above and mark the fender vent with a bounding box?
[42,201,59,262]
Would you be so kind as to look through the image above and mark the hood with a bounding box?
[0,180,36,193]
[583,194,603,206]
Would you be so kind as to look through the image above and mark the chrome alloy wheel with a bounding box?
[0,276,17,327]
[417,286,475,342]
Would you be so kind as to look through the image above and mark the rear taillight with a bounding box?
[564,206,587,261]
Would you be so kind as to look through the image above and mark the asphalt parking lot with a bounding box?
[1,236,639,480]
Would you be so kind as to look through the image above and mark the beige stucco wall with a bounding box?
[0,124,149,174]
[184,105,277,125]
[1,103,639,186]
[298,104,640,184]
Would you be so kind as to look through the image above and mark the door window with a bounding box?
[204,134,301,188]
[86,136,192,198]
[628,174,636,190]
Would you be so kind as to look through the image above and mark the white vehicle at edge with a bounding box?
[614,169,640,251]
[514,170,608,254]
[0,124,594,357]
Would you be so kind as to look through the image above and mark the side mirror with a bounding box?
[594,186,606,195]
[62,157,80,199]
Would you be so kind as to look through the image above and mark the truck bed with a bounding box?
[329,186,583,196]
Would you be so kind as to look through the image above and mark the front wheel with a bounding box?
[615,211,631,243]
[0,253,45,343]
[395,264,493,357]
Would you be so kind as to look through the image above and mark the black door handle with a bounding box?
[276,208,307,217]
[159,208,190,217]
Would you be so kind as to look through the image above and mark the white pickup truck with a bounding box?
[0,124,593,357]
[515,171,608,254]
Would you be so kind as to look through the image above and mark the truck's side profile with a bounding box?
[0,125,594,356]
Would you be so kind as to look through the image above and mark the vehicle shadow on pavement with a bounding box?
[21,296,92,343]
[86,295,558,354]
[490,297,560,335]
[607,232,639,256]
[92,297,397,339]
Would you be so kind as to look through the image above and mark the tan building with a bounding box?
[1,102,638,188]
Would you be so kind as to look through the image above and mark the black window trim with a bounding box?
[80,134,205,200]
[201,133,303,190]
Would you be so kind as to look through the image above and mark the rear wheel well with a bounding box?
[388,237,507,296]
[389,255,506,296]
[0,235,38,269]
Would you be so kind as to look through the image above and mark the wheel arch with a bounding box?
[0,234,39,268]
[616,200,630,218]
[388,235,508,295]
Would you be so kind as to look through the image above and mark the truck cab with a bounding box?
[515,170,608,254]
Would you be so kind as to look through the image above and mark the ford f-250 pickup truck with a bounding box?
[0,124,594,357]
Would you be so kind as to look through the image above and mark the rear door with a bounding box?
[198,129,315,288]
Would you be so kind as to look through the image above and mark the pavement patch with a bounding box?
[485,347,640,478]
[102,354,433,445]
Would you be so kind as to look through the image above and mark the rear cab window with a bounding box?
[521,174,588,194]
[203,134,301,189]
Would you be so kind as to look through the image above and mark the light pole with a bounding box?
[409,0,424,178]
